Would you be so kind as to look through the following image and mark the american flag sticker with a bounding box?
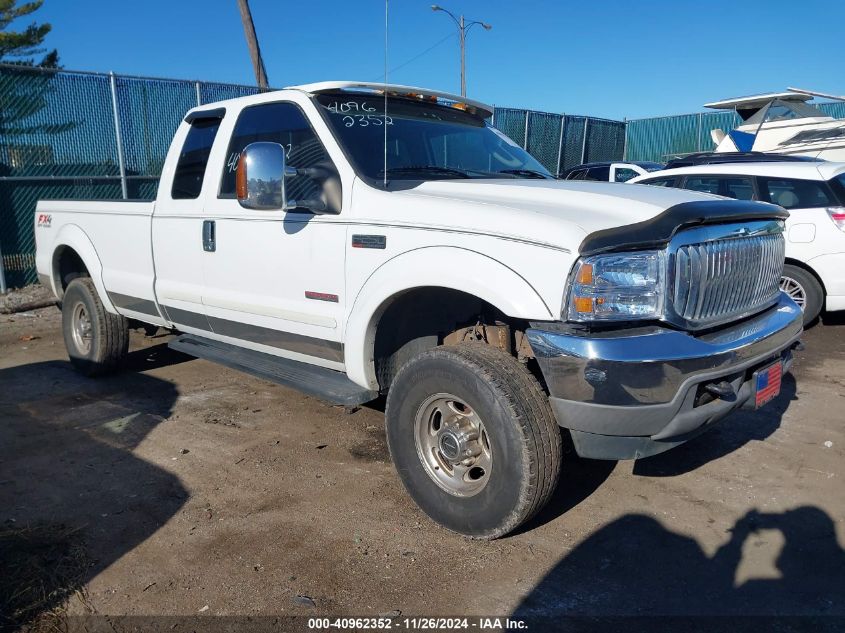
[754,361,782,408]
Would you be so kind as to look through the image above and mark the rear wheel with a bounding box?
[781,264,823,326]
[62,278,129,376]
[385,344,562,539]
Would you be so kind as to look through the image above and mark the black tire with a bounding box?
[385,344,562,539]
[62,277,129,376]
[781,264,824,326]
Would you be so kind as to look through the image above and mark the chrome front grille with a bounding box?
[671,229,785,329]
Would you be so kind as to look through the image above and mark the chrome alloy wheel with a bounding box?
[71,301,93,354]
[414,393,492,497]
[780,276,806,311]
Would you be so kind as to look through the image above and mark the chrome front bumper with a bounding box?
[527,294,803,460]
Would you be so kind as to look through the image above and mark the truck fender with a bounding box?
[344,246,554,390]
[51,223,117,314]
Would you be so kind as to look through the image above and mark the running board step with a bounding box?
[168,335,377,406]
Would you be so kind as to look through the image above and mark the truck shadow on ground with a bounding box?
[0,346,188,628]
[517,373,798,534]
[633,373,797,478]
[513,505,845,625]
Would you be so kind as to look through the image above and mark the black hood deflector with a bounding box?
[579,199,789,255]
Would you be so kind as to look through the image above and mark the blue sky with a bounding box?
[34,0,845,120]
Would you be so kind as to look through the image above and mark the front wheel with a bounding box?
[780,264,823,326]
[385,344,562,539]
[62,278,129,376]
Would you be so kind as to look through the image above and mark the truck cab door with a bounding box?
[199,100,347,370]
[151,112,224,333]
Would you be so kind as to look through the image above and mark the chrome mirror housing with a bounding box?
[235,143,296,211]
[236,142,296,211]
[236,141,332,213]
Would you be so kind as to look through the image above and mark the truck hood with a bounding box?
[383,179,725,251]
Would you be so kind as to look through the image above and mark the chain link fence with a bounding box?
[0,64,625,289]
[0,64,263,288]
[492,108,627,175]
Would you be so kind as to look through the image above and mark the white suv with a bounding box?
[631,161,845,324]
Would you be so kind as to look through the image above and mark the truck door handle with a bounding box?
[202,220,216,252]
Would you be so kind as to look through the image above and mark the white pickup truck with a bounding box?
[35,82,803,538]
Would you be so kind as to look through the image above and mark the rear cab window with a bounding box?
[759,177,834,209]
[171,118,222,200]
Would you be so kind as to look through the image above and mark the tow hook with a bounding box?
[704,381,735,399]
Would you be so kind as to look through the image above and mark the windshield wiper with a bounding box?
[380,165,472,179]
[497,169,551,179]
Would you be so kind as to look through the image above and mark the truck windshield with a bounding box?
[314,92,552,182]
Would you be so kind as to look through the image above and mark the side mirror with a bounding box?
[236,142,329,213]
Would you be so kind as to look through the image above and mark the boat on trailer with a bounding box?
[706,88,845,161]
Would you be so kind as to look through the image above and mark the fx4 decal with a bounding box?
[37,213,52,228]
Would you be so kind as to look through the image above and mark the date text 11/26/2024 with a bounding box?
[307,617,529,630]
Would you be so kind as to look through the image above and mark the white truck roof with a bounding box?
[288,81,494,118]
[185,81,494,120]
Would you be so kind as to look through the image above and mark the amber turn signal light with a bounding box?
[572,296,593,313]
[236,154,247,200]
[576,263,594,285]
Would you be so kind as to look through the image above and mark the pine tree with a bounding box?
[0,0,70,157]
[0,0,59,67]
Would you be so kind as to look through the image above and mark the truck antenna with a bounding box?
[383,0,389,187]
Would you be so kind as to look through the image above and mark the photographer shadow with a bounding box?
[515,505,845,621]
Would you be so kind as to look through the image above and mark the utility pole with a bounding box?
[236,0,269,89]
[431,5,491,97]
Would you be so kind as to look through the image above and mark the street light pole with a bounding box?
[459,13,465,97]
[431,5,491,97]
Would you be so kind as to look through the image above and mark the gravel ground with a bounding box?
[1,299,843,629]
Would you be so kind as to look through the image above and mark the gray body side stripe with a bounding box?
[161,305,343,363]
[108,292,162,318]
[160,305,210,331]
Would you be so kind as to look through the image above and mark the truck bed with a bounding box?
[35,199,160,322]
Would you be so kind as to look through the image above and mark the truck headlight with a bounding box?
[565,250,666,322]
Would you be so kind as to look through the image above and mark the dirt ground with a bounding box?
[1,300,843,628]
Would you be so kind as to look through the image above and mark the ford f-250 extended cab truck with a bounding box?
[35,81,803,538]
